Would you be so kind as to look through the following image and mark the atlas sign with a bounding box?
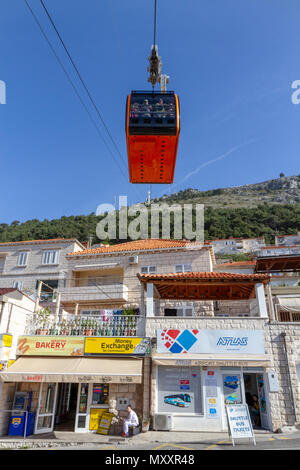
[217,337,248,347]
[157,329,265,355]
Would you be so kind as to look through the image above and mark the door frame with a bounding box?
[242,371,272,431]
[34,382,58,434]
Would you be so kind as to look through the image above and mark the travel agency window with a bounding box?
[156,366,202,414]
[222,369,243,405]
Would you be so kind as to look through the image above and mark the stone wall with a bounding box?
[108,383,143,420]
[266,322,300,430]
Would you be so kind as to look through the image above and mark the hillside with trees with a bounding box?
[1,203,300,246]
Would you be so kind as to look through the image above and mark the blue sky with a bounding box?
[0,0,299,224]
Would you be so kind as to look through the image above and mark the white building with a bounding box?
[275,232,300,246]
[0,238,85,298]
[211,237,265,255]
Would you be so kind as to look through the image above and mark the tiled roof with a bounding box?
[0,238,83,247]
[217,261,256,267]
[0,288,17,295]
[67,239,210,256]
[138,271,270,282]
[261,245,299,250]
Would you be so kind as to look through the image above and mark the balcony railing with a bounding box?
[278,310,300,322]
[25,314,145,337]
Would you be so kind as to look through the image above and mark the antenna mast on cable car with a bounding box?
[125,0,180,184]
[147,0,169,92]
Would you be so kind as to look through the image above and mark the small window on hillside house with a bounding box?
[17,251,28,266]
[42,250,60,265]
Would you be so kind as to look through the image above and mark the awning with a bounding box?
[277,296,300,312]
[0,356,143,383]
[152,353,271,368]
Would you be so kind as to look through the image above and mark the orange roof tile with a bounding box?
[0,238,83,246]
[138,271,270,283]
[67,239,209,256]
[217,261,256,267]
[0,288,17,295]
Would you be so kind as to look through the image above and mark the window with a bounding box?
[36,280,59,301]
[141,266,157,274]
[157,366,202,414]
[175,264,192,273]
[91,384,109,405]
[42,250,60,265]
[223,373,242,404]
[164,307,194,317]
[13,280,23,290]
[17,251,28,267]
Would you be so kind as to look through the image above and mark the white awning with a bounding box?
[0,356,143,383]
[277,296,300,312]
[73,263,120,271]
[152,353,271,368]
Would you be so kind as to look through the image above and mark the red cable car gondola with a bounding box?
[126,90,180,184]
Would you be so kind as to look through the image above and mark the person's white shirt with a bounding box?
[126,409,139,427]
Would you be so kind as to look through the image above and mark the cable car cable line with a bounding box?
[39,0,127,169]
[23,0,129,184]
[153,0,157,50]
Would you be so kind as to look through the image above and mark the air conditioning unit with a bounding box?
[129,255,138,265]
[153,414,173,431]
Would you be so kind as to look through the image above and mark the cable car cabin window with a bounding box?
[128,92,177,136]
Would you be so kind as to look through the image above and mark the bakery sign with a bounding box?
[157,329,265,355]
[17,336,84,356]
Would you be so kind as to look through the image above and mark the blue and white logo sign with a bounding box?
[157,329,265,355]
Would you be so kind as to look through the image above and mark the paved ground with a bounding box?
[1,429,300,451]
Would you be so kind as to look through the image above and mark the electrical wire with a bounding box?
[24,0,147,203]
[39,0,127,170]
[23,0,129,183]
[153,0,157,48]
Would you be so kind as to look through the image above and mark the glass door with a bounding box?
[75,383,89,432]
[256,374,269,429]
[35,383,58,434]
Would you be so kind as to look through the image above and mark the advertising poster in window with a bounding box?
[157,366,202,414]
[223,374,242,404]
[205,370,220,418]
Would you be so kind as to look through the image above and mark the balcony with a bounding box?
[278,311,300,322]
[25,314,145,337]
[59,284,129,303]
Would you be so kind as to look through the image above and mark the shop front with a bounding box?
[152,328,272,432]
[0,335,149,436]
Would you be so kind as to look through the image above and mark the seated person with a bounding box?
[120,404,139,437]
[130,101,140,119]
[141,99,151,119]
[155,98,166,119]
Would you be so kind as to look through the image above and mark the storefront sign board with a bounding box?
[90,408,106,431]
[226,405,256,446]
[84,337,150,355]
[157,329,265,355]
[16,336,84,356]
[97,412,114,435]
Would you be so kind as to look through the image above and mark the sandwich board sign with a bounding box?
[97,412,114,435]
[226,404,256,446]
